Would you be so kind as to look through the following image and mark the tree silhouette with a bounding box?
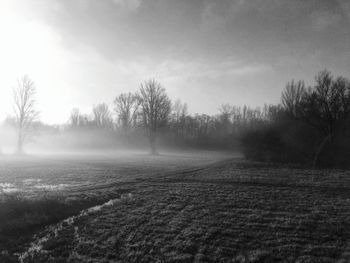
[114,92,140,135]
[92,103,113,129]
[169,99,188,144]
[138,80,171,154]
[70,108,81,128]
[281,80,306,118]
[304,70,350,166]
[12,75,39,153]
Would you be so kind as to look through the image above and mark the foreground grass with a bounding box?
[11,160,350,263]
[0,151,233,262]
[0,193,120,262]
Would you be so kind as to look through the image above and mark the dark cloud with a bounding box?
[6,0,350,121]
[18,0,349,65]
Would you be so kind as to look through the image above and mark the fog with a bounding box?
[0,124,143,155]
[0,123,17,154]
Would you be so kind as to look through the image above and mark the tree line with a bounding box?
[242,70,350,168]
[5,70,350,167]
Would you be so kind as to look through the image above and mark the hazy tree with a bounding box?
[281,80,306,118]
[138,80,171,154]
[70,108,82,127]
[172,99,188,122]
[194,114,212,143]
[170,99,188,142]
[263,104,283,123]
[92,103,113,129]
[12,75,39,153]
[79,114,91,127]
[219,104,233,136]
[114,92,140,134]
[219,104,232,116]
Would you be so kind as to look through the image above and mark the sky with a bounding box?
[0,0,349,124]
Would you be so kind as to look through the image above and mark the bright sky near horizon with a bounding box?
[0,0,349,124]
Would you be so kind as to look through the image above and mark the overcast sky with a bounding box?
[0,0,349,124]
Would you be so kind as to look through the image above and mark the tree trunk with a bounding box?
[17,130,23,154]
[150,130,157,155]
[124,125,130,145]
[312,134,331,168]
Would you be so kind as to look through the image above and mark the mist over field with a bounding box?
[1,0,350,262]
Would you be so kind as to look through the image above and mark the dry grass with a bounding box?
[0,152,349,262]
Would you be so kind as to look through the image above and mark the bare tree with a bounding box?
[114,92,140,134]
[307,70,350,167]
[170,99,188,142]
[70,108,82,127]
[92,103,113,129]
[172,99,188,122]
[219,104,233,136]
[281,80,306,118]
[12,75,39,153]
[138,80,171,154]
[282,71,350,167]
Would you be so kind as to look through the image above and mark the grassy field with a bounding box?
[1,151,350,262]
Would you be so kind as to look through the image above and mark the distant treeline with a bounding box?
[63,70,350,167]
[43,96,278,152]
[3,70,350,167]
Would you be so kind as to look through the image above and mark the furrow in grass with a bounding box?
[16,193,133,263]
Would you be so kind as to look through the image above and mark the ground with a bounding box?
[1,150,350,262]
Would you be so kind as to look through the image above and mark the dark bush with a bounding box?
[241,70,350,168]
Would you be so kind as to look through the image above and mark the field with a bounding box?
[1,150,350,262]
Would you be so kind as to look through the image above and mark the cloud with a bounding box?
[153,58,271,81]
[310,10,342,31]
[337,0,350,19]
[111,0,141,11]
[86,57,271,87]
[0,0,348,121]
[200,0,245,31]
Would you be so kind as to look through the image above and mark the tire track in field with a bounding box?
[17,193,134,263]
[63,162,216,194]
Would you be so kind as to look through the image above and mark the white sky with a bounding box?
[0,2,74,123]
[0,0,349,124]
